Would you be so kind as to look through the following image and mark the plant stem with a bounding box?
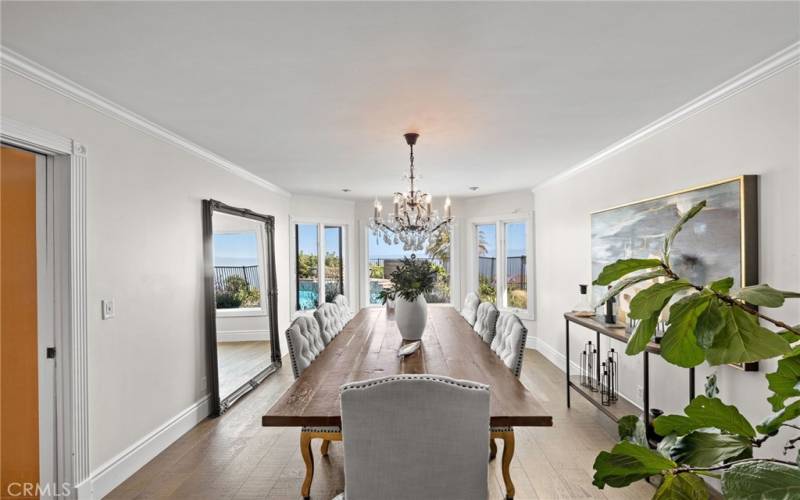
[675,457,798,474]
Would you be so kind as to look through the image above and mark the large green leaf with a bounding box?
[653,396,755,438]
[626,314,660,356]
[734,284,800,308]
[705,306,791,366]
[660,294,711,368]
[592,441,676,488]
[653,472,708,500]
[757,400,800,436]
[709,277,735,294]
[594,258,663,286]
[766,356,800,411]
[777,325,800,344]
[618,415,648,447]
[721,461,800,500]
[629,279,694,320]
[671,431,752,466]
[695,298,726,349]
[663,200,706,263]
[594,270,667,307]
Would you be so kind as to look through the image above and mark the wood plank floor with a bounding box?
[106,350,654,499]
[217,341,271,399]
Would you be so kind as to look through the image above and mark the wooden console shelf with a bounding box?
[564,312,695,425]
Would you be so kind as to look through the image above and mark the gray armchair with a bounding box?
[332,294,354,322]
[473,302,499,344]
[338,374,490,500]
[314,302,345,345]
[460,292,481,326]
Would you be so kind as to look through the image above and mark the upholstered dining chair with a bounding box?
[314,302,345,345]
[332,294,354,322]
[287,315,342,494]
[337,374,490,500]
[460,292,481,326]
[488,312,528,462]
[285,316,325,379]
[473,302,499,344]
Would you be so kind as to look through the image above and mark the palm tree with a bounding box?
[425,230,450,264]
[477,229,489,256]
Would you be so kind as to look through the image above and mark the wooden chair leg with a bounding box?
[300,432,314,499]
[320,439,331,456]
[489,438,497,460]
[499,431,515,499]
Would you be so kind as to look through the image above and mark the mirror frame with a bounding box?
[203,199,281,416]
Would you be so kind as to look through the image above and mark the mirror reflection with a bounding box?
[204,201,280,415]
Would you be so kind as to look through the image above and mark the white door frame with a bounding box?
[1,117,90,499]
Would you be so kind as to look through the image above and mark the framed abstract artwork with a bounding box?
[591,176,758,371]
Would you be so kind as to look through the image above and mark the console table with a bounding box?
[564,312,696,426]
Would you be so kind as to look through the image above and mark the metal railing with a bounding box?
[479,256,527,287]
[214,265,260,291]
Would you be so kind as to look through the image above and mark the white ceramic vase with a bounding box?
[395,295,427,341]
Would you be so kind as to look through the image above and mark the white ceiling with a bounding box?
[2,2,798,199]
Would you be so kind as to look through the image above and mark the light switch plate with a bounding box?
[102,299,115,320]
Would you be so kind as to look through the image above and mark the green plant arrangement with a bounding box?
[216,275,260,309]
[377,255,437,304]
[589,200,800,499]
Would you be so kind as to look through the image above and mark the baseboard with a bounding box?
[88,395,210,499]
[530,336,642,411]
[216,329,269,342]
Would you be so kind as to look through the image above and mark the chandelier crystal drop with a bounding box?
[368,133,452,251]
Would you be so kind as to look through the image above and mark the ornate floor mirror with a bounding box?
[203,200,281,416]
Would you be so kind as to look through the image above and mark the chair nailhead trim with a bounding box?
[341,374,489,393]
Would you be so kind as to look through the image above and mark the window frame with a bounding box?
[362,225,458,309]
[214,228,269,318]
[290,217,350,314]
[468,212,534,320]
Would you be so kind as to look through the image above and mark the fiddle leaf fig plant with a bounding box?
[590,201,800,499]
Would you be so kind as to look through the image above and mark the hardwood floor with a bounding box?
[106,350,654,499]
[217,341,271,399]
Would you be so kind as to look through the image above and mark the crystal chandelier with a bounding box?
[369,132,452,251]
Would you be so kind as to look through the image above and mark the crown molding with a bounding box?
[0,46,291,197]
[532,41,800,192]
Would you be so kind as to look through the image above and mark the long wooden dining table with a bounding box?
[262,306,553,499]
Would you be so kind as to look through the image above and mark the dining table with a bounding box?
[262,305,553,499]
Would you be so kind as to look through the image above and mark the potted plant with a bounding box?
[378,255,437,340]
[590,201,800,499]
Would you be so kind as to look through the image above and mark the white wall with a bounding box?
[533,65,799,458]
[1,69,293,484]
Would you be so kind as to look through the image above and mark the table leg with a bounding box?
[299,431,342,499]
[300,432,314,499]
[492,429,515,499]
[565,319,571,408]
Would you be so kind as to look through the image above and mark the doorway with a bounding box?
[1,145,58,500]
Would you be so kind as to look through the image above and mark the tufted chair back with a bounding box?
[491,312,528,378]
[332,294,353,322]
[473,302,498,344]
[314,303,345,345]
[460,292,481,326]
[340,375,489,500]
[285,316,325,379]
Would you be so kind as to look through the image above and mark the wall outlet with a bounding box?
[636,385,643,400]
[101,299,115,320]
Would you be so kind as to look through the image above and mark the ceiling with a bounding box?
[2,2,798,199]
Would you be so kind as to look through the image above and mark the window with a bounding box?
[473,217,531,314]
[213,230,266,316]
[367,229,451,305]
[294,222,346,311]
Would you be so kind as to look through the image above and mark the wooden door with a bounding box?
[1,145,40,499]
